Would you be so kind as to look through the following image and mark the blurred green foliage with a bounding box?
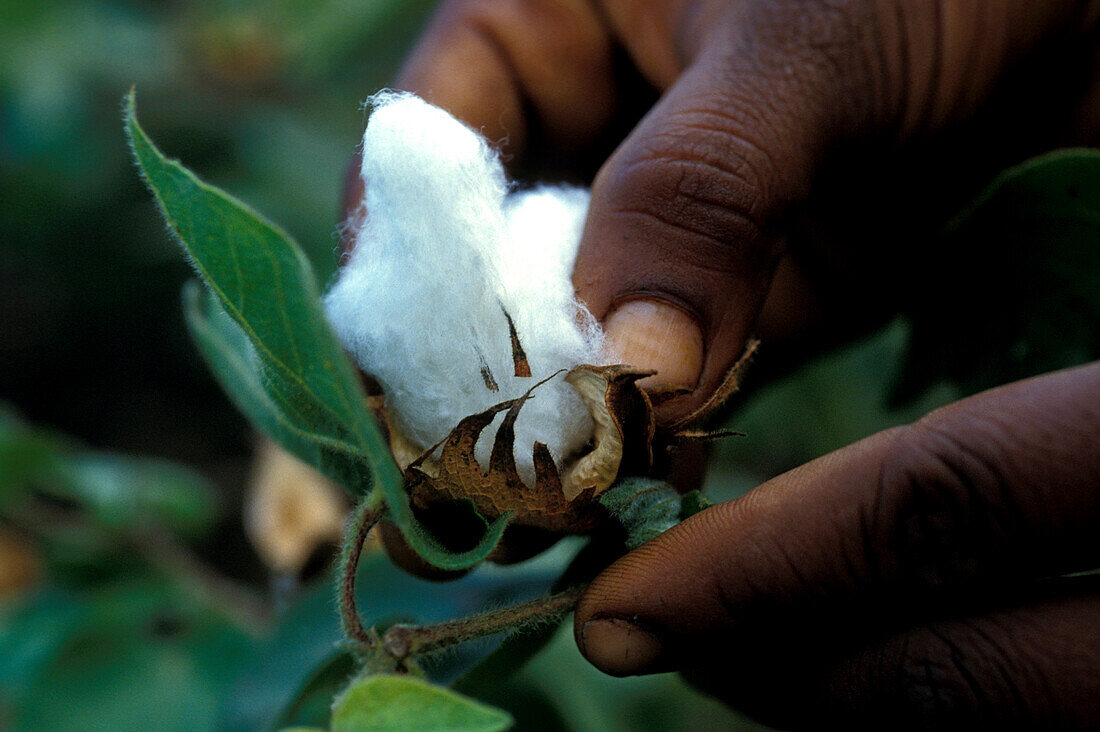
[0,0,434,471]
[2,0,1098,729]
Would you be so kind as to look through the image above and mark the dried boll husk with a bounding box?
[370,364,654,532]
[369,338,757,533]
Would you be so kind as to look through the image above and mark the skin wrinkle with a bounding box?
[614,101,787,229]
[615,163,764,248]
[965,615,1036,720]
[885,0,911,136]
[861,450,892,587]
[855,0,895,127]
[1022,617,1062,723]
[653,116,786,221]
[721,0,880,131]
[954,4,989,122]
[888,422,1012,592]
[592,201,763,282]
[916,627,987,723]
[951,619,1029,722]
[924,422,1035,574]
[923,1,943,133]
[621,141,761,217]
[926,392,1099,559]
[812,590,1099,727]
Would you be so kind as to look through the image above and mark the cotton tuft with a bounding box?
[324,92,605,482]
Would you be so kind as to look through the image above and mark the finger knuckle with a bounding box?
[889,623,1045,727]
[456,0,592,48]
[601,122,781,265]
[865,420,1023,593]
[893,627,991,726]
[715,0,892,131]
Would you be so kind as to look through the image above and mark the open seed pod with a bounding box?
[367,339,758,534]
[369,365,652,533]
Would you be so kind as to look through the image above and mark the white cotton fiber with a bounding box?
[324,92,605,483]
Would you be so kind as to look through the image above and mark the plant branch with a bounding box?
[339,494,384,649]
[381,585,585,662]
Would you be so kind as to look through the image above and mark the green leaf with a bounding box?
[8,579,254,732]
[54,453,218,538]
[331,675,511,732]
[894,148,1100,402]
[127,90,506,569]
[599,478,683,550]
[126,90,390,495]
[275,651,359,730]
[183,282,348,472]
[0,404,68,506]
[0,403,217,537]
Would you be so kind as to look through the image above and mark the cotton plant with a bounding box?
[126,89,744,728]
[323,92,739,536]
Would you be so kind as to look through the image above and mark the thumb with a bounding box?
[574,7,867,425]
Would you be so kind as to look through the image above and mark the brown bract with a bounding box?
[369,339,758,534]
[372,365,652,532]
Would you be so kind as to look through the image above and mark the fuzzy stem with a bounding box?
[339,493,384,649]
[381,585,585,661]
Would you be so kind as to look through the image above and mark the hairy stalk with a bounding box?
[339,495,384,649]
[381,585,585,662]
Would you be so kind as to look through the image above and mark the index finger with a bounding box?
[343,0,619,245]
[396,0,617,164]
[574,361,1100,675]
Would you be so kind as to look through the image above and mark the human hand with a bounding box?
[347,1,1100,579]
[574,362,1100,728]
[360,0,1100,425]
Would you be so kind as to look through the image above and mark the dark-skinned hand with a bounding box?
[344,1,1100,727]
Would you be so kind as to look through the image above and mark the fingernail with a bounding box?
[603,298,704,391]
[581,618,663,676]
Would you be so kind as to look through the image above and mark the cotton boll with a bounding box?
[325,92,510,454]
[492,186,603,467]
[325,93,605,483]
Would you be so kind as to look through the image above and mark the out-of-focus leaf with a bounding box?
[0,526,41,600]
[704,320,958,505]
[0,404,68,503]
[127,92,506,570]
[53,453,218,538]
[894,148,1100,402]
[0,405,218,537]
[8,578,254,732]
[0,588,85,706]
[275,650,357,730]
[331,674,512,732]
